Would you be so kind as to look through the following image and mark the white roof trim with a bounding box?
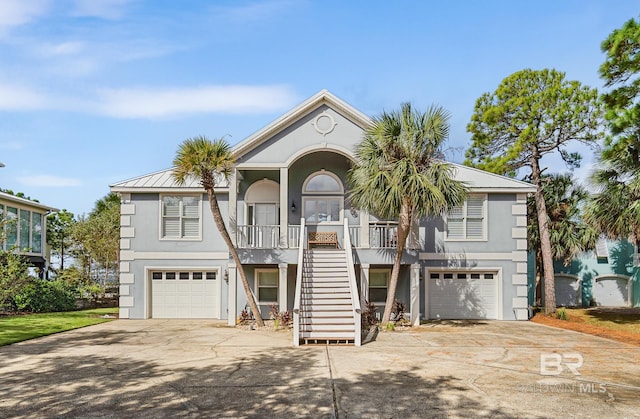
[0,191,58,212]
[232,89,372,158]
[110,167,228,192]
[449,162,537,192]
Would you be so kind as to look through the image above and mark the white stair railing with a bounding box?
[292,218,306,346]
[343,218,362,346]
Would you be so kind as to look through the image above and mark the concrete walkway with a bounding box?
[0,320,638,418]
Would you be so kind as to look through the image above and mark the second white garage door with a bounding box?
[151,270,219,318]
[428,271,498,320]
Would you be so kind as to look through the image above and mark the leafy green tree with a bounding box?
[71,194,120,285]
[349,103,468,325]
[465,68,603,314]
[585,17,640,244]
[527,174,598,305]
[173,136,265,326]
[47,209,76,271]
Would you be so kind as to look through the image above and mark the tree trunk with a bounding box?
[206,189,265,327]
[381,201,412,324]
[531,155,556,314]
[534,249,543,307]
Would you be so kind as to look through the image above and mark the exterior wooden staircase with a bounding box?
[299,249,356,344]
[293,219,361,346]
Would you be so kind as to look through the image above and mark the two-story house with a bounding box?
[0,191,57,276]
[110,90,536,345]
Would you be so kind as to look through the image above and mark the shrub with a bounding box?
[556,307,568,321]
[238,308,252,325]
[0,251,33,311]
[13,279,77,312]
[391,299,408,325]
[361,300,379,329]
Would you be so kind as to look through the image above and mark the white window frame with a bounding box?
[255,268,279,305]
[1,203,45,254]
[302,170,344,225]
[445,194,488,241]
[159,194,202,240]
[369,268,390,304]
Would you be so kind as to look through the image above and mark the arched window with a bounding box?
[302,171,343,224]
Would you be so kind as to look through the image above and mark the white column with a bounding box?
[229,168,238,246]
[360,210,370,248]
[410,263,420,326]
[227,264,237,326]
[278,263,288,311]
[280,167,288,247]
[360,263,370,307]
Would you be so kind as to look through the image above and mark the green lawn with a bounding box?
[566,307,640,334]
[0,307,118,346]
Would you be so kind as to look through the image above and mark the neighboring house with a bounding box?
[0,191,57,276]
[110,90,536,345]
[530,239,640,308]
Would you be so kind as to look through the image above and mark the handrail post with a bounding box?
[343,218,361,346]
[292,218,306,346]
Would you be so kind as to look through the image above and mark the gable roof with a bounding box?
[110,90,535,194]
[450,163,536,193]
[0,191,58,212]
[231,89,372,158]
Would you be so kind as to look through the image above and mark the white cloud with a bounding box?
[0,83,47,111]
[215,0,302,23]
[71,0,135,20]
[18,175,82,187]
[38,41,86,57]
[0,141,23,150]
[0,0,49,35]
[96,84,298,118]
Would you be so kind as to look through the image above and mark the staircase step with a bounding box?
[302,281,349,287]
[300,310,354,317]
[304,267,348,272]
[300,331,356,339]
[302,290,351,296]
[302,295,351,301]
[300,317,353,327]
[300,298,352,304]
[300,324,355,332]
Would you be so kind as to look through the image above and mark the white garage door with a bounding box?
[151,270,219,318]
[555,276,581,307]
[428,271,498,319]
[594,276,630,307]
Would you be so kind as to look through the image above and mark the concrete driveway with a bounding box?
[0,320,638,418]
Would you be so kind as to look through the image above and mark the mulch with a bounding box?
[531,312,640,347]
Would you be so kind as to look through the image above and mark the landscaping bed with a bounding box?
[531,307,640,347]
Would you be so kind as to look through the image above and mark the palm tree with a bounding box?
[584,163,640,249]
[527,174,598,305]
[348,103,468,325]
[173,136,264,326]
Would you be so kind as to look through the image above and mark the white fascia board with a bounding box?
[0,191,58,212]
[110,187,229,194]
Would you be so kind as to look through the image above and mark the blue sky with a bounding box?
[0,0,637,216]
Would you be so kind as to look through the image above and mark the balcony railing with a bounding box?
[236,225,280,248]
[236,223,398,249]
[369,223,398,249]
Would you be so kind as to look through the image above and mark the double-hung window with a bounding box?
[369,269,390,304]
[161,195,201,239]
[256,269,278,304]
[446,194,487,240]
